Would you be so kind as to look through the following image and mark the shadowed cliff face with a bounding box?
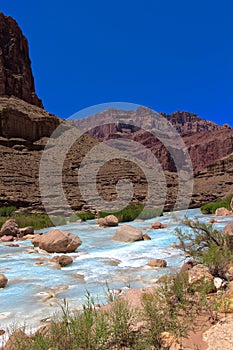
[0,12,43,108]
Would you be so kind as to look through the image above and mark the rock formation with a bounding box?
[0,12,43,107]
[0,12,232,214]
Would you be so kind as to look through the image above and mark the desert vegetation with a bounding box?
[98,203,163,222]
[200,194,233,214]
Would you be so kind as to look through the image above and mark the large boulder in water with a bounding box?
[0,219,20,237]
[32,230,82,253]
[97,215,119,227]
[113,224,143,243]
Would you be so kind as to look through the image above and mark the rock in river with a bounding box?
[32,229,82,253]
[113,224,143,243]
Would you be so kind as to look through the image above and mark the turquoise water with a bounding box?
[0,208,232,329]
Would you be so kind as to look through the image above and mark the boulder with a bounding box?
[113,225,143,243]
[97,215,119,227]
[221,263,233,281]
[180,259,197,272]
[215,207,232,216]
[224,221,233,235]
[209,218,217,224]
[0,235,14,242]
[188,264,214,291]
[147,259,167,268]
[0,219,20,237]
[4,329,32,350]
[142,233,151,240]
[0,274,8,288]
[31,230,82,253]
[226,281,233,297]
[50,255,73,267]
[151,222,167,229]
[223,221,233,251]
[19,226,34,237]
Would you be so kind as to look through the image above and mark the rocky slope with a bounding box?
[0,12,232,214]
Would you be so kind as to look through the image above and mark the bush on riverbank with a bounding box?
[176,219,233,277]
[0,214,64,230]
[200,194,233,214]
[0,206,17,217]
[98,203,162,222]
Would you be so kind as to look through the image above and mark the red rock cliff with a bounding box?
[0,12,43,108]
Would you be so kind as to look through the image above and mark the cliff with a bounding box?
[0,12,43,107]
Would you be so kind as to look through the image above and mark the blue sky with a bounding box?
[1,0,233,126]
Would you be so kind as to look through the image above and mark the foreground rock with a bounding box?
[113,225,143,243]
[223,221,233,251]
[151,221,167,229]
[180,259,197,272]
[0,274,8,288]
[203,316,233,350]
[220,263,233,281]
[50,255,73,267]
[97,215,119,227]
[4,329,32,350]
[32,230,82,253]
[215,207,232,216]
[188,264,214,291]
[0,219,19,237]
[147,259,167,267]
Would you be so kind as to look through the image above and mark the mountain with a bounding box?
[0,12,232,214]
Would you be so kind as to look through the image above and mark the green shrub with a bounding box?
[77,212,95,221]
[0,214,54,230]
[98,203,162,222]
[200,194,233,214]
[0,206,17,217]
[68,214,79,222]
[176,219,233,276]
[142,272,200,348]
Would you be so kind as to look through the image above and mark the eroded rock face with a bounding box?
[0,12,43,107]
[32,230,82,253]
[113,224,143,243]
